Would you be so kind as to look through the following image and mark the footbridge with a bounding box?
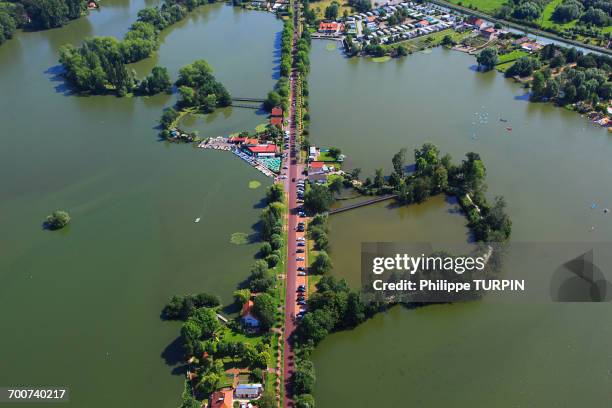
[329,194,398,214]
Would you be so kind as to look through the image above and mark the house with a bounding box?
[467,17,489,30]
[209,389,233,408]
[308,146,318,161]
[245,144,278,158]
[309,161,330,173]
[318,22,339,33]
[241,300,260,327]
[235,384,263,399]
[480,27,496,40]
[308,173,328,184]
[416,20,429,27]
[512,36,530,46]
[521,41,543,52]
[271,107,283,117]
[270,116,283,126]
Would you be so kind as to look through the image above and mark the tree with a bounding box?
[530,71,546,101]
[373,168,385,188]
[328,176,343,195]
[392,148,407,176]
[264,90,282,111]
[266,183,284,203]
[190,307,221,339]
[324,2,338,19]
[441,34,455,47]
[328,147,341,159]
[292,359,316,395]
[304,184,334,214]
[160,107,179,129]
[396,44,408,56]
[253,293,276,330]
[295,394,316,408]
[484,196,512,241]
[138,66,171,95]
[552,0,582,23]
[0,12,17,44]
[350,168,361,179]
[196,372,220,396]
[311,251,333,274]
[233,289,251,307]
[45,210,70,230]
[476,47,498,71]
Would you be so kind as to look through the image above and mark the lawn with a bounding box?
[446,0,506,13]
[496,49,528,65]
[309,0,354,19]
[495,60,516,73]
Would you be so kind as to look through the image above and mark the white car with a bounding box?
[296,257,305,261]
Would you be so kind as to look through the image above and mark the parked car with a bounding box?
[297,286,306,291]
[297,242,305,247]
[296,248,304,253]
[297,237,305,241]
[297,267,306,271]
[296,257,305,261]
[298,272,306,276]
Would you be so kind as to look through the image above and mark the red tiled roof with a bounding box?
[248,144,277,154]
[270,117,283,126]
[483,27,495,33]
[209,390,233,408]
[419,20,429,26]
[271,107,283,117]
[319,22,339,31]
[309,161,325,169]
[241,299,254,317]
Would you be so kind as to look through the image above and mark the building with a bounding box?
[270,116,283,127]
[308,173,328,184]
[467,17,489,30]
[308,161,330,173]
[271,107,283,117]
[229,137,258,145]
[480,27,496,40]
[209,389,233,408]
[241,300,260,327]
[235,384,263,399]
[521,41,543,52]
[245,144,278,158]
[318,22,339,33]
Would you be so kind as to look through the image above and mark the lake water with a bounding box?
[0,3,281,407]
[309,41,612,407]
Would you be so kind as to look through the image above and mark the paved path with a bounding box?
[281,1,302,406]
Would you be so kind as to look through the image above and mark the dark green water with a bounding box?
[309,42,612,407]
[0,3,280,407]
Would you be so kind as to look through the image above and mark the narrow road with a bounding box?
[281,1,302,406]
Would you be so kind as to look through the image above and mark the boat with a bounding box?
[194,218,201,223]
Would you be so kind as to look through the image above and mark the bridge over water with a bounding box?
[329,194,398,214]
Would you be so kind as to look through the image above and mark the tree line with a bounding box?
[58,0,218,95]
[0,0,88,46]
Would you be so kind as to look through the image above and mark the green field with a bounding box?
[447,0,506,13]
[495,60,516,72]
[538,0,578,30]
[496,49,528,65]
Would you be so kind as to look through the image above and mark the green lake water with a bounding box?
[0,3,280,407]
[309,42,612,407]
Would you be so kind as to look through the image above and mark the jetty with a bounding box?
[329,194,398,214]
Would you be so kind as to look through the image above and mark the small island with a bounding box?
[44,210,71,230]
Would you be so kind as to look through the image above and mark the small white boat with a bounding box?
[194,218,201,223]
